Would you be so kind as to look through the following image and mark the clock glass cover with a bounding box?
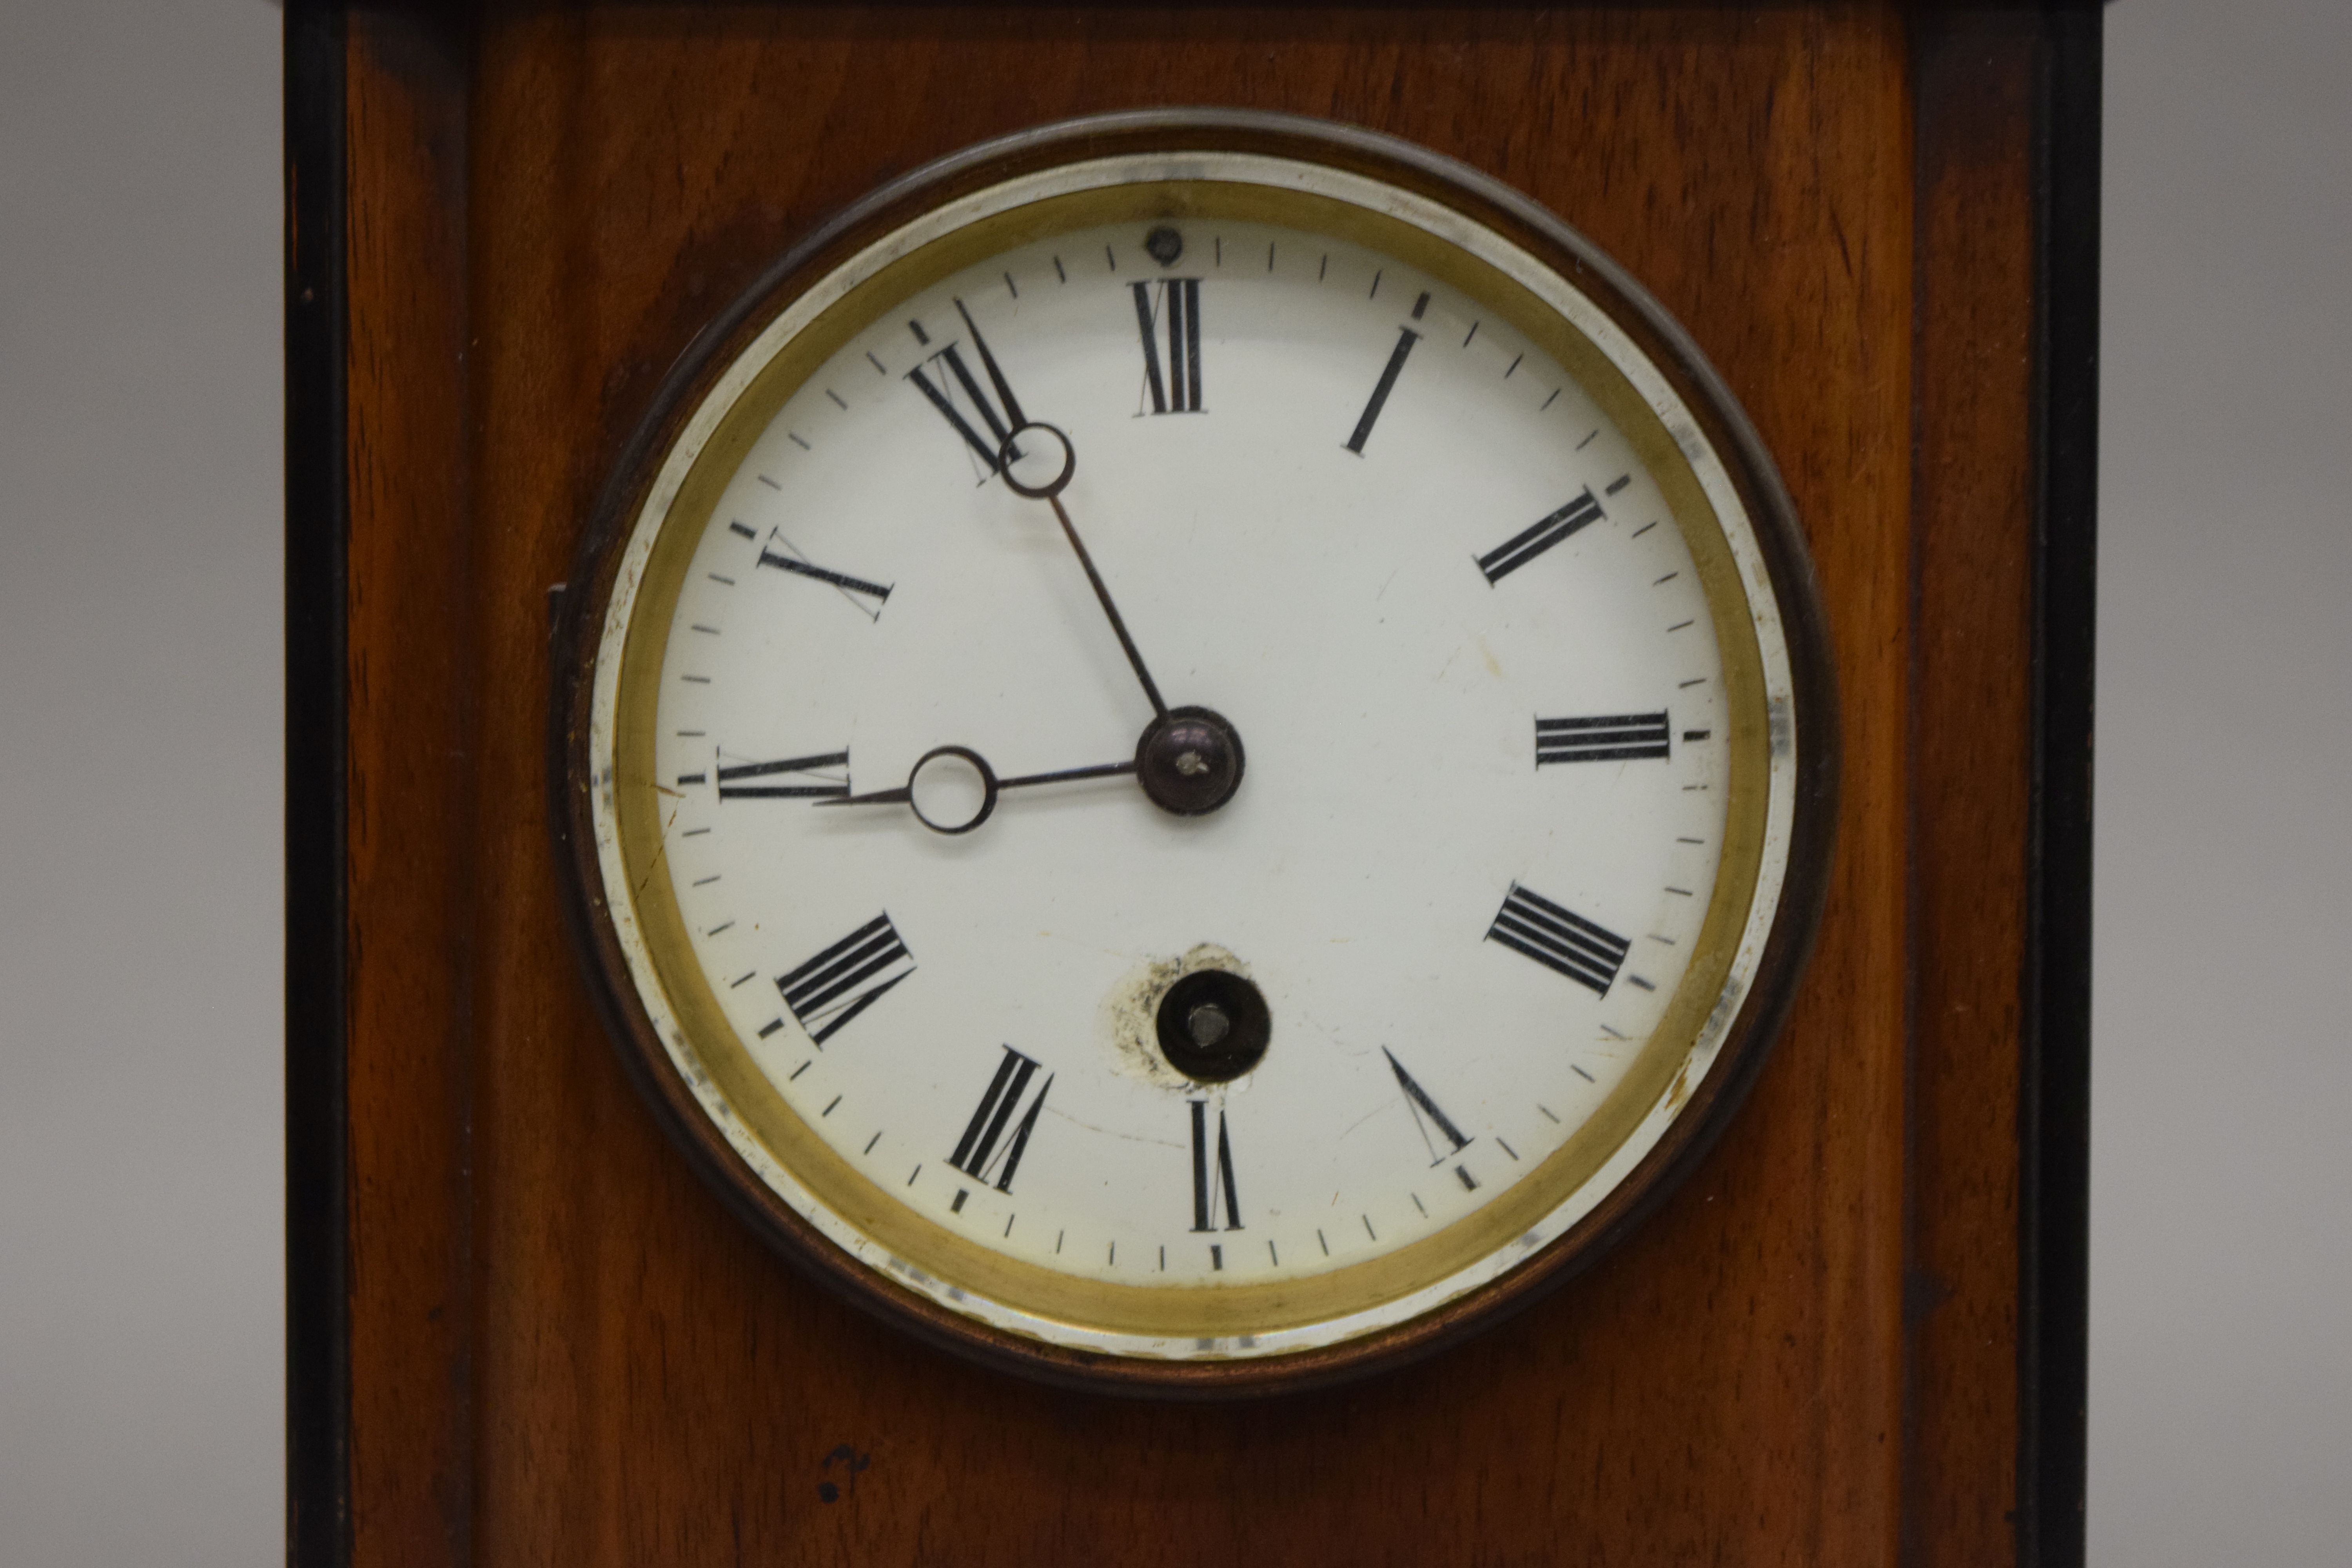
[558,113,1833,1391]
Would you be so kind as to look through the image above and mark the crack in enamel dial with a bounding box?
[565,123,1828,1387]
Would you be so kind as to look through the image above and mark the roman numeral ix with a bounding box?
[715,750,850,800]
[1188,1101,1243,1232]
[1486,884,1630,997]
[1535,711,1671,766]
[906,299,1027,476]
[947,1046,1052,1194]
[775,913,914,1045]
[1478,489,1606,583]
[1131,278,1203,414]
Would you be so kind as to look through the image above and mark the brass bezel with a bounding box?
[554,111,1838,1397]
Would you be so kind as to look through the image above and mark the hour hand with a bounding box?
[817,745,1136,835]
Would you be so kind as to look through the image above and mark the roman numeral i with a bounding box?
[947,1046,1052,1194]
[775,913,914,1045]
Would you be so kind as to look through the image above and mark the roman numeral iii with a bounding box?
[1486,884,1630,997]
[1188,1101,1243,1232]
[1131,278,1203,414]
[1478,489,1606,583]
[775,913,914,1045]
[1535,711,1671,765]
[906,299,1027,475]
[947,1046,1052,1194]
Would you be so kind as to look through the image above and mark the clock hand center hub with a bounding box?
[1134,706,1246,817]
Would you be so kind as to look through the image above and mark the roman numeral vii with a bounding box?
[947,1046,1051,1193]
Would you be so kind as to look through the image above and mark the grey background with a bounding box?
[0,2,2343,1561]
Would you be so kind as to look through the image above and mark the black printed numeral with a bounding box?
[1383,1048,1472,1167]
[947,1046,1052,1194]
[1188,1101,1243,1232]
[1535,711,1670,766]
[1486,884,1630,997]
[715,750,850,800]
[905,299,1027,475]
[755,539,891,620]
[1131,279,1203,414]
[1344,324,1422,454]
[1478,489,1606,583]
[776,913,914,1045]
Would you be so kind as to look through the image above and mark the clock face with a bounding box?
[562,115,1832,1390]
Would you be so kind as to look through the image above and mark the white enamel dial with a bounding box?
[578,142,1813,1370]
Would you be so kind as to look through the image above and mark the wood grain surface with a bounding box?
[332,4,2052,1561]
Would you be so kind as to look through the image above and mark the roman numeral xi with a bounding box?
[775,913,914,1045]
[1535,712,1670,766]
[948,1046,1052,1194]
[1131,278,1203,414]
[906,300,1027,476]
[1486,884,1630,997]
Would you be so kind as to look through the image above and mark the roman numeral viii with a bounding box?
[1535,711,1671,766]
[1131,279,1203,414]
[775,913,914,1045]
[1478,489,1606,583]
[947,1046,1052,1193]
[1486,884,1630,997]
[905,299,1026,476]
[1189,1101,1243,1232]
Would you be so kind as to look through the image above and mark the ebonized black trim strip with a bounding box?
[284,2,350,1564]
[2021,6,2101,1564]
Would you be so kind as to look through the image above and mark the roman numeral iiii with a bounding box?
[1486,884,1630,997]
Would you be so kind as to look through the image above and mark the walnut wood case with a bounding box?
[286,2,2098,1562]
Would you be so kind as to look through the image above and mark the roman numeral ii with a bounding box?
[947,1046,1052,1193]
[1478,489,1606,583]
[775,913,914,1045]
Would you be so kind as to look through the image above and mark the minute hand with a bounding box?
[998,421,1169,720]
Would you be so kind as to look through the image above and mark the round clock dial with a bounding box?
[557,113,1835,1393]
